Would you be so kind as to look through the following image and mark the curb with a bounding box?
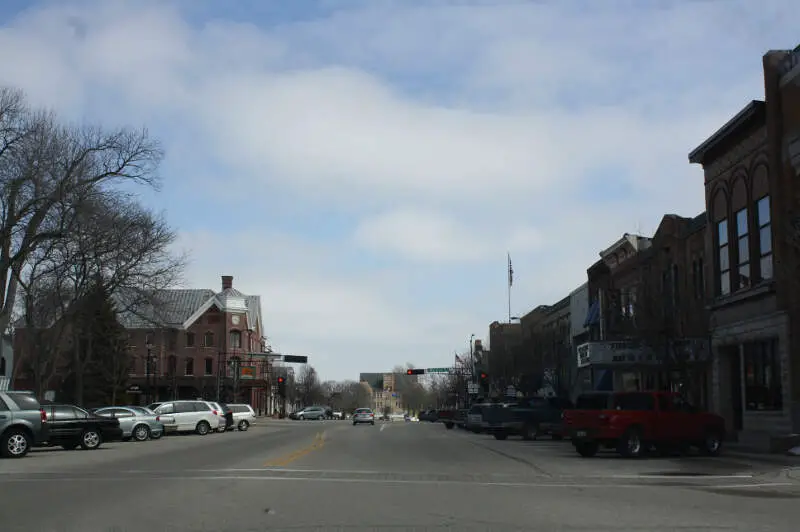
[722,451,800,467]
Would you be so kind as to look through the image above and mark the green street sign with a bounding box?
[426,367,450,373]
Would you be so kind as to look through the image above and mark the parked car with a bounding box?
[152,400,224,435]
[227,404,257,431]
[0,390,48,458]
[564,391,726,458]
[92,406,164,441]
[39,404,122,450]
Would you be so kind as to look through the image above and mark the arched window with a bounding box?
[204,331,214,347]
[230,330,242,349]
[167,355,177,376]
[185,357,194,376]
[145,332,155,346]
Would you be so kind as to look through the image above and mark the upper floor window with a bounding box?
[692,257,705,300]
[735,208,750,290]
[167,355,177,375]
[185,357,194,376]
[145,332,154,346]
[757,196,773,280]
[230,330,242,349]
[717,219,730,295]
[203,331,214,347]
[186,332,195,348]
[205,357,214,375]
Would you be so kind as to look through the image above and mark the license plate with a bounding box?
[576,430,587,438]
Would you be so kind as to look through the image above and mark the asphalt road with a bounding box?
[2,419,800,531]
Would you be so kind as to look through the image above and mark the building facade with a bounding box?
[13,275,275,413]
[687,47,800,448]
[578,219,710,402]
[530,296,571,398]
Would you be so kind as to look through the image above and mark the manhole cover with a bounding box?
[644,471,712,477]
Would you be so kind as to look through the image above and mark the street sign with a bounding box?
[282,355,308,363]
[467,383,479,394]
[505,385,516,397]
[426,367,450,373]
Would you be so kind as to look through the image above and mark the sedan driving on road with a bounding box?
[352,408,375,426]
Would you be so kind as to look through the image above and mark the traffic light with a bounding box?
[479,372,488,382]
[277,376,286,397]
[406,368,424,375]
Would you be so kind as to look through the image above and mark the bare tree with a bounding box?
[0,87,164,380]
[296,365,323,407]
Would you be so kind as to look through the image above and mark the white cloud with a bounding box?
[353,208,544,263]
[0,0,796,379]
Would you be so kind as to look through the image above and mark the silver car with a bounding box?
[352,408,375,426]
[93,406,164,441]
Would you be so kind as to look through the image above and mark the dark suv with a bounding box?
[0,391,48,458]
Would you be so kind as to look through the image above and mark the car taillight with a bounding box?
[212,410,218,415]
[40,409,47,422]
[155,416,160,422]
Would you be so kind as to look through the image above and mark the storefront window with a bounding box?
[744,339,782,411]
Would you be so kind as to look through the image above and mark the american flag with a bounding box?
[508,252,513,287]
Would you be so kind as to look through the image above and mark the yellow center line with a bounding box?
[263,432,326,468]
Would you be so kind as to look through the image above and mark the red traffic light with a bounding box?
[277,377,285,383]
[406,369,413,375]
[480,372,487,380]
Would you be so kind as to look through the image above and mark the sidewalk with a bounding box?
[723,443,800,467]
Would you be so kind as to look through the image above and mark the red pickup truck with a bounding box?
[563,391,725,458]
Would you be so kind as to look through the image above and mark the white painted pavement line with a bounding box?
[610,474,754,480]
[0,475,794,490]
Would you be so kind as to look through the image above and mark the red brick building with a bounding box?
[579,216,710,404]
[14,275,277,413]
[688,46,800,449]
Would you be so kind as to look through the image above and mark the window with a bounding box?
[757,196,773,280]
[692,258,705,300]
[185,357,194,376]
[185,332,195,348]
[0,356,5,376]
[145,332,154,346]
[671,264,679,306]
[167,355,177,376]
[203,331,214,347]
[744,339,782,411]
[205,357,214,375]
[735,208,750,289]
[717,219,730,295]
[230,330,242,349]
[697,257,704,299]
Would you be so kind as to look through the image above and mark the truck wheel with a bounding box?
[618,427,644,458]
[493,432,508,440]
[445,422,454,430]
[575,441,599,457]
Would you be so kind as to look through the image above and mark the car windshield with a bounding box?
[355,408,372,414]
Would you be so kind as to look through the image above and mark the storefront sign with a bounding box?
[240,365,256,379]
[576,341,655,367]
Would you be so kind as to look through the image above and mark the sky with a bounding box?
[0,0,796,381]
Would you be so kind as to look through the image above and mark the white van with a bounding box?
[153,400,221,435]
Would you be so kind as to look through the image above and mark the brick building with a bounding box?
[578,217,710,403]
[529,296,572,397]
[14,275,276,413]
[688,47,800,448]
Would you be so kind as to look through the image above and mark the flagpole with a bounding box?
[507,252,513,323]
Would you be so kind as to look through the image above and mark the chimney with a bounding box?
[221,275,233,290]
